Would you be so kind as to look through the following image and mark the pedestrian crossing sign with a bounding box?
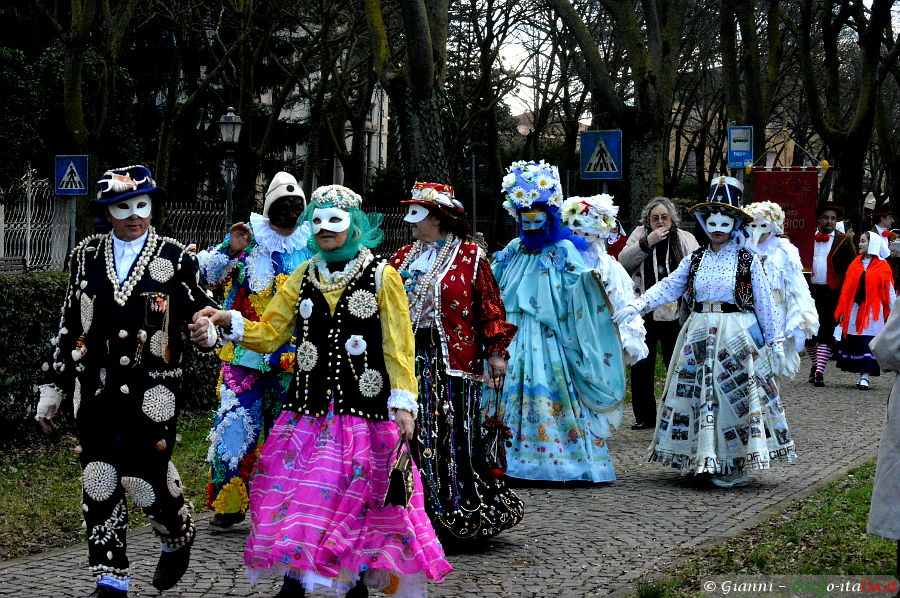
[580,130,622,180]
[55,155,89,196]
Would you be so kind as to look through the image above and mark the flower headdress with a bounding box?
[561,194,619,239]
[310,184,362,210]
[744,201,785,234]
[500,160,563,218]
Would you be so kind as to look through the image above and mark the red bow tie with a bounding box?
[882,230,892,238]
[815,234,831,242]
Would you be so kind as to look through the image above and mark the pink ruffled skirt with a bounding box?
[244,410,452,596]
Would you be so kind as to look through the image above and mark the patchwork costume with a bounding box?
[36,166,216,594]
[218,185,451,597]
[621,178,795,485]
[391,181,523,541]
[199,173,313,521]
[485,161,627,482]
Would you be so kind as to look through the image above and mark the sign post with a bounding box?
[55,155,88,251]
[580,130,623,182]
[727,126,754,169]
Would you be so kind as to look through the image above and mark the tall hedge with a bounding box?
[0,272,219,446]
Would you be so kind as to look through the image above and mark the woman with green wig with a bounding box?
[191,184,451,597]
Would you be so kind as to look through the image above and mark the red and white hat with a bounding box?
[401,182,465,223]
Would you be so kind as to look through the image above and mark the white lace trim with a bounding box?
[249,213,311,255]
[197,249,237,286]
[223,310,245,341]
[595,252,649,365]
[387,389,418,419]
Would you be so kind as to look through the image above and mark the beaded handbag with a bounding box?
[481,375,512,479]
[383,439,414,508]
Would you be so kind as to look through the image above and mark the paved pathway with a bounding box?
[0,356,889,597]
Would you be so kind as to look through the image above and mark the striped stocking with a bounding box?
[815,344,832,374]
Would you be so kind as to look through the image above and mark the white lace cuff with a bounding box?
[222,310,245,341]
[387,389,418,420]
[35,384,63,420]
[619,317,649,365]
[198,249,238,286]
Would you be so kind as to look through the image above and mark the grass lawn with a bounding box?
[0,410,214,560]
[633,462,898,597]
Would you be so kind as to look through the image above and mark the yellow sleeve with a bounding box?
[379,264,417,395]
[239,261,308,354]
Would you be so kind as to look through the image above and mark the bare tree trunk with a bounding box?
[396,86,450,184]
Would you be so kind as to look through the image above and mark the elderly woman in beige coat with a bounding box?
[618,197,699,429]
[869,296,900,571]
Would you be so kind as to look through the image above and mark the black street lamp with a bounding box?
[217,107,242,228]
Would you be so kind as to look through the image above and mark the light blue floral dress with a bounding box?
[484,238,626,482]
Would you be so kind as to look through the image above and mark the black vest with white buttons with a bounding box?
[285,257,392,420]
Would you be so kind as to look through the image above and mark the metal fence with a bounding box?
[0,172,71,273]
[0,183,519,276]
[164,200,228,251]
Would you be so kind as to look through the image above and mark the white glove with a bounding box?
[833,325,843,343]
[769,349,786,377]
[35,384,63,421]
[196,316,218,348]
[613,304,640,326]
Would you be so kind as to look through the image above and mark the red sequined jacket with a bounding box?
[391,241,517,380]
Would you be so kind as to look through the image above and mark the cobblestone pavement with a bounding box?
[0,356,889,597]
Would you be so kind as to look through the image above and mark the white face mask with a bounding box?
[705,212,735,235]
[108,194,152,220]
[403,204,429,223]
[748,219,773,247]
[312,207,351,234]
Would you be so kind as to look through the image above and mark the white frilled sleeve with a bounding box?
[596,254,648,364]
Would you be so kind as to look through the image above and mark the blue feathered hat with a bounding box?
[92,165,166,214]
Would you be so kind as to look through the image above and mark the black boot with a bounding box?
[813,372,825,387]
[152,535,193,591]
[345,580,368,598]
[208,511,245,532]
[274,576,306,597]
[808,365,816,383]
[87,585,127,597]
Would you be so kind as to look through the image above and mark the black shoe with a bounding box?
[813,373,825,387]
[631,422,653,430]
[208,511,245,532]
[808,369,816,383]
[345,581,368,598]
[87,585,127,597]
[152,536,193,591]
[275,576,306,598]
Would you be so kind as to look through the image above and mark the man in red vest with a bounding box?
[809,202,857,386]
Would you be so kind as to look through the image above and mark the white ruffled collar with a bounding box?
[249,212,311,255]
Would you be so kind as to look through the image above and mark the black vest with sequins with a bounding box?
[285,257,392,420]
[684,247,755,312]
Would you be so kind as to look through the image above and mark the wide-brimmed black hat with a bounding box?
[689,175,752,224]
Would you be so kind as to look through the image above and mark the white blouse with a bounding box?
[846,257,898,337]
[634,242,784,346]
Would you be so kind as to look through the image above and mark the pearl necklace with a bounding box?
[105,228,160,306]
[307,248,370,292]
[400,234,457,330]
